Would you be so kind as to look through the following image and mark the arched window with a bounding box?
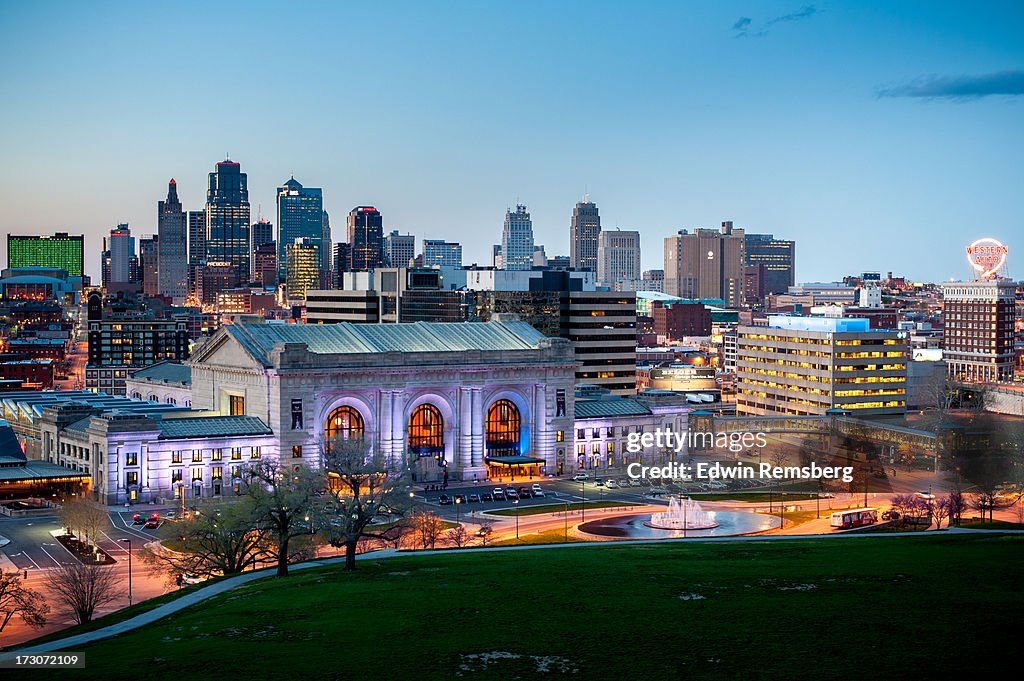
[408,404,444,454]
[324,405,365,451]
[486,399,521,455]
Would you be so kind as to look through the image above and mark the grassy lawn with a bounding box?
[53,534,1022,679]
[489,528,575,546]
[487,501,632,516]
[962,520,1024,530]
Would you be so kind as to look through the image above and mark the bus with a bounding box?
[830,508,879,530]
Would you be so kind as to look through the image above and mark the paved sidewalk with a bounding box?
[2,526,1019,659]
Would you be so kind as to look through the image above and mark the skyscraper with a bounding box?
[252,219,274,250]
[570,199,601,271]
[157,179,188,304]
[422,239,462,268]
[663,221,746,308]
[7,233,85,276]
[384,230,416,267]
[501,204,534,271]
[140,234,159,296]
[597,230,641,290]
[276,177,324,281]
[744,233,795,295]
[941,279,1016,383]
[285,237,319,301]
[188,210,206,285]
[347,206,384,271]
[205,159,251,283]
[107,225,135,284]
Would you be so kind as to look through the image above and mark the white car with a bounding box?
[531,484,544,497]
[914,491,936,500]
[606,480,619,489]
[572,473,589,481]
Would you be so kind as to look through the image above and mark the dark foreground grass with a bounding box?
[58,534,1022,680]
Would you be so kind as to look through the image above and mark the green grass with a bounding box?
[489,528,575,546]
[486,501,632,516]
[52,534,1023,679]
[962,520,1024,530]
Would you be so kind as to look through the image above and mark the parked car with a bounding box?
[438,494,453,505]
[572,473,590,481]
[144,517,160,529]
[467,494,480,503]
[517,487,532,499]
[618,479,629,488]
[179,573,206,586]
[914,491,936,500]
[531,484,544,497]
[453,494,466,504]
[131,513,145,525]
[505,487,519,499]
[481,493,494,502]
[606,480,619,489]
[492,488,506,501]
[595,478,605,487]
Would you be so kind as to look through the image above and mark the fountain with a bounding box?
[646,496,719,530]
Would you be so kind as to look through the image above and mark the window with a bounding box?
[607,442,615,453]
[212,466,223,480]
[408,404,444,454]
[292,445,303,459]
[324,406,364,451]
[212,449,222,461]
[191,467,203,481]
[172,451,182,464]
[485,399,520,456]
[229,394,245,416]
[577,444,585,456]
[556,430,565,443]
[577,429,585,440]
[125,452,138,466]
[231,448,241,461]
[607,427,615,438]
[251,446,261,459]
[125,472,138,487]
[291,399,304,429]
[192,450,203,463]
[171,469,183,483]
[592,429,600,439]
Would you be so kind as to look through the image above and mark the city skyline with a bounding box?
[1,1,1022,283]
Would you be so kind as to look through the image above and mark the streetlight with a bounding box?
[119,538,132,607]
[512,498,520,540]
[455,496,461,525]
[580,474,586,525]
[561,500,569,543]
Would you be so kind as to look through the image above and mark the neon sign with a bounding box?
[966,237,1008,279]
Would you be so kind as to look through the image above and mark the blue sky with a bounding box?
[1,0,1021,283]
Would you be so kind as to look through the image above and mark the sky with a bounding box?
[0,0,1021,284]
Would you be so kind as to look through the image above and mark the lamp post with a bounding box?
[512,499,520,540]
[455,497,461,526]
[580,475,586,525]
[119,538,132,607]
[562,500,569,543]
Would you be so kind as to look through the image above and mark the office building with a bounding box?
[940,279,1016,383]
[422,239,462,268]
[597,230,641,289]
[641,269,664,293]
[651,300,712,342]
[735,315,907,417]
[187,209,206,293]
[347,206,384,271]
[663,221,745,308]
[107,225,135,284]
[501,204,534,270]
[285,237,320,301]
[7,233,85,277]
[385,230,416,267]
[139,235,159,297]
[157,179,188,303]
[570,199,601,271]
[744,233,796,295]
[205,159,251,283]
[305,289,381,323]
[276,177,325,280]
[253,242,278,290]
[195,262,239,306]
[252,219,274,250]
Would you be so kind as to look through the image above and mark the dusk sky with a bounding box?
[1,0,1021,283]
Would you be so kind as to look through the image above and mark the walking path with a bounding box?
[3,525,1020,660]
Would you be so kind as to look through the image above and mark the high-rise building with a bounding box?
[385,230,416,267]
[205,159,251,284]
[561,290,637,394]
[321,210,332,285]
[253,242,278,290]
[7,233,85,276]
[347,206,384,271]
[940,279,1016,383]
[333,242,351,287]
[501,204,534,271]
[157,179,188,303]
[422,239,462,268]
[744,233,795,295]
[276,177,325,281]
[570,199,601,271]
[663,221,745,308]
[139,235,159,297]
[641,269,664,293]
[251,219,274,250]
[187,209,206,295]
[286,238,320,301]
[107,225,135,284]
[597,230,641,289]
[735,316,907,417]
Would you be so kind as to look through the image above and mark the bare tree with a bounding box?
[316,438,413,571]
[931,497,951,530]
[445,524,474,549]
[0,572,48,636]
[143,499,271,579]
[948,489,967,527]
[44,563,120,625]
[411,509,445,550]
[58,499,108,552]
[243,460,321,577]
[477,524,494,547]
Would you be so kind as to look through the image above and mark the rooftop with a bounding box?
[574,398,652,419]
[129,361,191,386]
[157,415,272,440]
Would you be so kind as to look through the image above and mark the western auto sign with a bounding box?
[966,237,1008,279]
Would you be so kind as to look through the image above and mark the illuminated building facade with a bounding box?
[501,204,534,271]
[285,237,320,301]
[347,206,384,271]
[277,178,325,281]
[570,199,601,271]
[7,233,85,277]
[205,159,251,283]
[736,315,907,417]
[940,279,1015,383]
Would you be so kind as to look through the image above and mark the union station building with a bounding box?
[187,319,578,482]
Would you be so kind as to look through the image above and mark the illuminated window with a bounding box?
[485,399,520,456]
[324,405,365,452]
[292,445,303,459]
[408,404,444,454]
[229,395,245,415]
